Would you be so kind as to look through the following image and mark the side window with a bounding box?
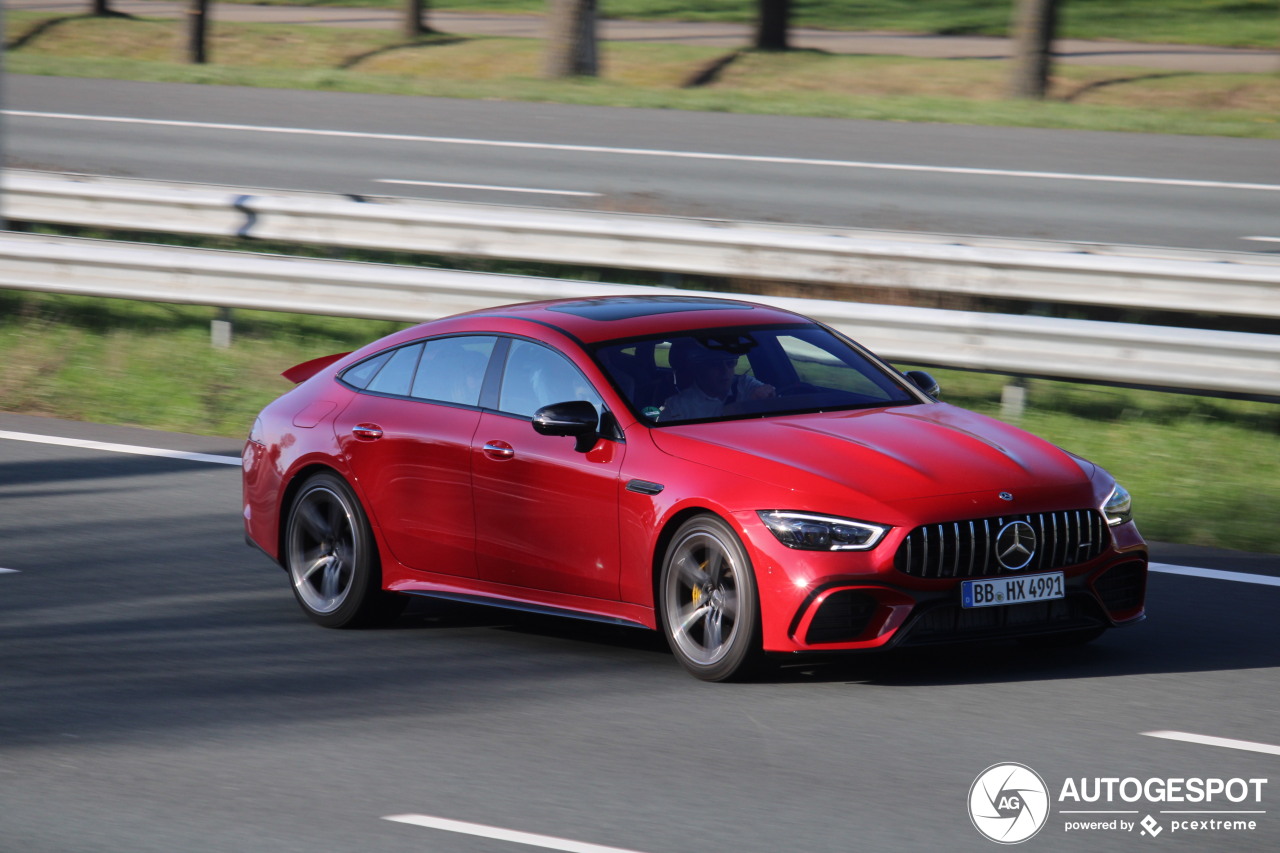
[410,336,497,407]
[498,339,603,419]
[341,351,392,390]
[365,343,423,396]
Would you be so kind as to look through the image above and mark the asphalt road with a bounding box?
[7,75,1280,252]
[2,412,1279,853]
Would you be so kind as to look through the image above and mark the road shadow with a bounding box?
[1063,72,1200,103]
[764,569,1280,685]
[384,566,1279,691]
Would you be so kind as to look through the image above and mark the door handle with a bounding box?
[483,440,515,460]
[352,424,384,440]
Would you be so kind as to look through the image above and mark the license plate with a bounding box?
[961,572,1064,609]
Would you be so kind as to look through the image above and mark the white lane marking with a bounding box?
[1242,236,1280,243]
[9,110,1280,193]
[1143,731,1280,758]
[382,815,651,853]
[0,568,18,574]
[1150,562,1280,587]
[0,430,241,466]
[375,179,601,197]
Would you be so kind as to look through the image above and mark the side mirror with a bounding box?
[905,370,940,398]
[532,400,600,453]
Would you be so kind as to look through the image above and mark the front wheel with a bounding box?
[659,514,763,682]
[284,471,405,628]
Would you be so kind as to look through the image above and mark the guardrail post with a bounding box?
[1001,378,1028,421]
[211,307,232,348]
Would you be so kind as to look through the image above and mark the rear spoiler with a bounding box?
[282,352,350,385]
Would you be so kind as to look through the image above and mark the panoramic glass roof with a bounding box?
[545,297,755,322]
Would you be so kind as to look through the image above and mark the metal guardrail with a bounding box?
[3,231,1277,400]
[7,170,1280,319]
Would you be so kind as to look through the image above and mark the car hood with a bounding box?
[650,403,1096,514]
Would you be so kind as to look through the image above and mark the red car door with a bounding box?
[471,339,625,601]
[336,336,497,578]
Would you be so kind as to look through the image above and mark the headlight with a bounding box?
[757,511,888,551]
[1103,483,1133,527]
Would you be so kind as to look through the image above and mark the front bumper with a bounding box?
[739,512,1148,654]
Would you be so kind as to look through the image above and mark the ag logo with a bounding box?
[968,762,1050,844]
[994,520,1037,571]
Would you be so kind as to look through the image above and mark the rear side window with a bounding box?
[365,344,423,396]
[339,336,498,407]
[411,336,497,407]
[340,351,392,390]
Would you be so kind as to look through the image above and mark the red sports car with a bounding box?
[243,295,1147,681]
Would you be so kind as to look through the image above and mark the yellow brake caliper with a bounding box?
[690,560,707,606]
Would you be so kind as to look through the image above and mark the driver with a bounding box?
[660,339,775,421]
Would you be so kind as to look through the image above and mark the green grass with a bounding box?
[8,12,1280,138]
[216,0,1280,49]
[2,287,1278,553]
[0,290,408,436]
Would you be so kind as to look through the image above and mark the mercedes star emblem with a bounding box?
[994,520,1037,571]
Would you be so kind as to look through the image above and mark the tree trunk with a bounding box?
[1007,0,1059,99]
[186,0,209,64]
[544,0,598,78]
[754,0,791,51]
[91,0,112,16]
[403,0,429,39]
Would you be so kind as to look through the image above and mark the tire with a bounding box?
[283,472,406,628]
[659,514,763,682]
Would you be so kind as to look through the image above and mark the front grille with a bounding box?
[1094,561,1146,613]
[897,595,1106,646]
[895,510,1109,579]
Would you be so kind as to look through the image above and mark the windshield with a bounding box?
[592,324,919,425]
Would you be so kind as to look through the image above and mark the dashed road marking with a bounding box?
[1143,731,1280,758]
[376,179,601,197]
[383,815,650,853]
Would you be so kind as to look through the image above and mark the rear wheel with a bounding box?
[659,514,763,682]
[284,472,405,628]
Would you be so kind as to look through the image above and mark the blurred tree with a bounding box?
[187,0,209,63]
[1008,0,1059,98]
[90,0,113,14]
[403,0,432,38]
[755,0,791,50]
[544,0,599,77]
